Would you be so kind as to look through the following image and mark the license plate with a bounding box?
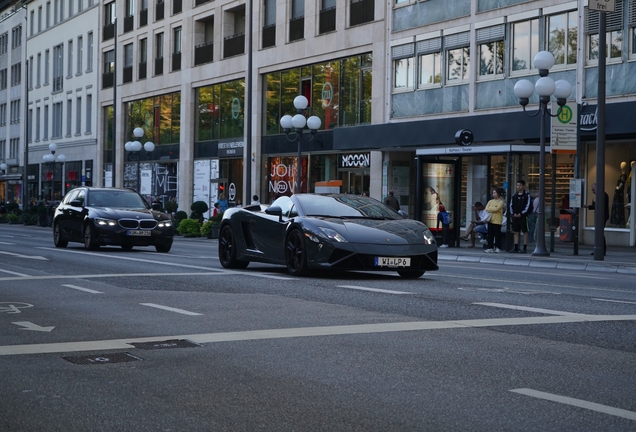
[127,230,151,236]
[374,257,411,267]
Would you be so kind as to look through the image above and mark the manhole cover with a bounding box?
[63,352,143,365]
[131,339,201,350]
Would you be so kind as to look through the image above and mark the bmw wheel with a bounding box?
[285,229,308,276]
[218,225,249,269]
[53,222,68,248]
[84,223,99,250]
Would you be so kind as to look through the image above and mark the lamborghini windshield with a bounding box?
[295,195,403,219]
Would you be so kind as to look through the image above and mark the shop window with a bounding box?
[417,38,441,88]
[477,25,504,79]
[628,0,636,59]
[445,32,470,83]
[392,43,414,90]
[511,18,539,74]
[547,11,577,69]
[585,2,624,64]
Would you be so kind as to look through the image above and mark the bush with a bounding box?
[190,201,209,221]
[200,220,215,237]
[165,199,178,214]
[6,213,20,224]
[174,210,188,228]
[21,213,38,225]
[177,218,201,237]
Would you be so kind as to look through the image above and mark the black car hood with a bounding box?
[308,217,427,245]
[92,207,168,220]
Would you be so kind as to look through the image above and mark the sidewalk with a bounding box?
[439,238,636,275]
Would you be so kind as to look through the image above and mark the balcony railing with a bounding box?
[124,15,134,33]
[173,0,182,14]
[154,57,164,75]
[172,52,181,71]
[350,0,374,26]
[262,24,275,48]
[103,23,114,41]
[140,8,148,27]
[139,61,147,80]
[289,16,304,41]
[102,72,114,88]
[223,33,245,58]
[156,1,164,21]
[194,41,214,65]
[123,66,133,83]
[319,7,336,34]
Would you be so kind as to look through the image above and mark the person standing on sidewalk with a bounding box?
[384,190,400,211]
[509,179,532,253]
[484,188,505,253]
[436,204,451,248]
[585,183,609,255]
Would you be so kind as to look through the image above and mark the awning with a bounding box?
[416,144,543,156]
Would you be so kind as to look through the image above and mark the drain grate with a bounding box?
[131,339,201,350]
[63,352,143,365]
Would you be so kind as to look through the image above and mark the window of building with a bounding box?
[126,0,134,16]
[124,44,133,68]
[586,2,624,63]
[104,2,115,25]
[9,138,19,159]
[76,97,82,134]
[445,32,470,83]
[11,25,22,49]
[417,38,441,87]
[173,26,182,54]
[45,49,50,85]
[0,33,6,55]
[140,38,147,64]
[10,100,21,124]
[52,102,63,138]
[66,99,72,136]
[477,25,505,78]
[79,0,83,12]
[29,56,34,88]
[53,44,64,92]
[631,0,636,59]
[87,32,93,71]
[36,108,41,140]
[46,1,51,28]
[30,11,35,36]
[392,44,414,90]
[0,69,6,90]
[10,63,21,86]
[77,36,83,74]
[37,53,41,86]
[548,11,577,68]
[69,0,73,16]
[0,104,6,126]
[67,40,73,78]
[38,6,42,32]
[44,105,49,140]
[54,0,59,24]
[104,50,115,73]
[511,18,539,73]
[86,94,92,133]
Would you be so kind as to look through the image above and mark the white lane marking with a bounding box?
[0,241,15,245]
[510,388,636,421]
[62,284,103,294]
[592,298,636,305]
[139,303,202,316]
[337,285,414,295]
[474,302,584,316]
[11,321,55,332]
[0,269,31,277]
[2,313,636,356]
[0,251,48,261]
[0,272,231,282]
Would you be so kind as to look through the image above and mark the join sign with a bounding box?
[588,0,614,12]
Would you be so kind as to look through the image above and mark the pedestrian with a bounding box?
[235,199,242,208]
[509,179,532,253]
[218,193,229,212]
[212,202,221,218]
[460,201,489,248]
[585,182,609,255]
[484,187,505,253]
[436,204,452,248]
[251,194,261,205]
[152,195,163,211]
[384,190,400,211]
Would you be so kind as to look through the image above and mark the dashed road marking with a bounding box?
[139,303,202,316]
[62,284,103,294]
[473,302,584,316]
[337,285,414,295]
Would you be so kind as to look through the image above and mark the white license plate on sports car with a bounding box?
[375,257,411,267]
[127,230,151,236]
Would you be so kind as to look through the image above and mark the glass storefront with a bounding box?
[196,79,245,141]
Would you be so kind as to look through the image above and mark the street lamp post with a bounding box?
[279,96,322,194]
[42,143,66,202]
[124,127,155,194]
[513,51,572,257]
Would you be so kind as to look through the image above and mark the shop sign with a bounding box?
[588,0,615,12]
[218,141,244,157]
[228,183,236,201]
[231,98,241,119]
[322,83,333,108]
[579,105,597,132]
[339,153,370,168]
[551,103,577,154]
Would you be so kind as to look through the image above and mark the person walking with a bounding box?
[509,179,532,253]
[484,187,505,253]
[436,204,452,248]
[585,182,610,255]
[384,190,400,211]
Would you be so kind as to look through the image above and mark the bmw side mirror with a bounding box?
[70,199,83,207]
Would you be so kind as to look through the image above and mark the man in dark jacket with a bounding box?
[384,190,400,211]
[509,179,532,253]
[586,183,609,255]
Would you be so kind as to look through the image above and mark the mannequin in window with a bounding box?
[610,161,627,226]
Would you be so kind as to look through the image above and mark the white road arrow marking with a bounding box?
[12,321,55,332]
[0,251,48,261]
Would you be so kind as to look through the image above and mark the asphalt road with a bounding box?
[1,224,635,431]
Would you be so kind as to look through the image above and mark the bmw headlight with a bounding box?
[423,228,436,245]
[157,220,172,228]
[318,227,348,242]
[95,218,117,227]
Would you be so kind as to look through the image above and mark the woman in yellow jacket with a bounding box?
[484,187,506,253]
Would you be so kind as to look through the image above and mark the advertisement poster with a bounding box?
[193,160,211,219]
[268,156,306,200]
[422,163,455,229]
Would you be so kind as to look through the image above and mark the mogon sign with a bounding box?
[339,153,370,168]
[588,0,615,12]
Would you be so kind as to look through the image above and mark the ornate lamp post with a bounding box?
[513,51,572,257]
[42,143,66,201]
[124,127,154,193]
[279,95,322,194]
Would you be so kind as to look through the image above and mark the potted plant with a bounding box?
[6,213,20,224]
[201,211,223,239]
[177,218,202,237]
[165,199,178,215]
[190,201,209,223]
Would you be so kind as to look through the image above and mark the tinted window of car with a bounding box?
[297,195,400,219]
[271,196,294,218]
[63,189,80,204]
[75,189,86,206]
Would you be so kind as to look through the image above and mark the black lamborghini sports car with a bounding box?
[218,194,438,278]
[52,187,174,252]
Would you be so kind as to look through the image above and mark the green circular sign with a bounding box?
[557,105,573,124]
